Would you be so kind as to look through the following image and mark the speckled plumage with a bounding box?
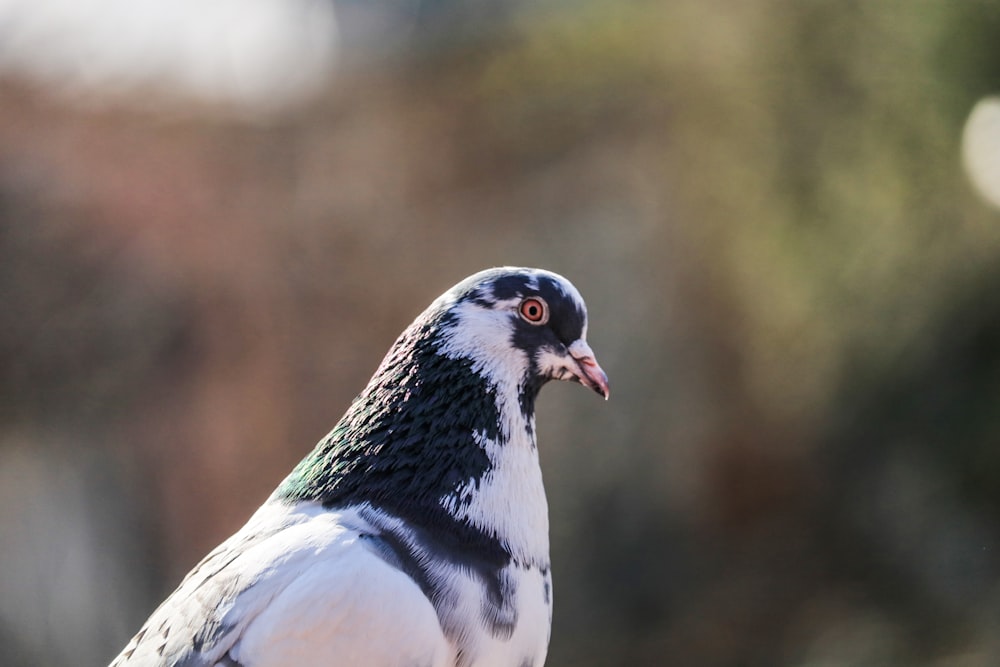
[111,267,608,667]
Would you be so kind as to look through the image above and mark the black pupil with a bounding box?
[526,303,539,318]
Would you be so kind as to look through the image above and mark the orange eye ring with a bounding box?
[519,297,548,325]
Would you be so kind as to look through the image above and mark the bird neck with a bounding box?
[274,316,550,564]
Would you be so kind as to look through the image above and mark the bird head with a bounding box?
[429,267,610,403]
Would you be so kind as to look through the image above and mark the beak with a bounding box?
[567,340,610,400]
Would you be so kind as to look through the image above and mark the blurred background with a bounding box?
[3,1,1000,665]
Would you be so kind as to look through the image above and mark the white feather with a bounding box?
[435,296,551,565]
[113,502,453,667]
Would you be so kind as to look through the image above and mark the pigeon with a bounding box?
[111,266,609,667]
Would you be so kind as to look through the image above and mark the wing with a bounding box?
[110,502,451,667]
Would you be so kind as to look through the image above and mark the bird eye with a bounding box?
[519,297,548,325]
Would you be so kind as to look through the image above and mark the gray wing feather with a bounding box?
[110,507,291,667]
[110,502,452,667]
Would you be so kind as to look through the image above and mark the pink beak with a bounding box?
[568,340,610,400]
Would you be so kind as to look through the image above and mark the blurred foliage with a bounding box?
[3,1,1000,666]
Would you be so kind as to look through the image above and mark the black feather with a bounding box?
[276,310,507,560]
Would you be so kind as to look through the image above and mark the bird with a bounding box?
[111,266,609,667]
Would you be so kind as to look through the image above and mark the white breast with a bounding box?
[455,563,552,667]
[441,425,550,565]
